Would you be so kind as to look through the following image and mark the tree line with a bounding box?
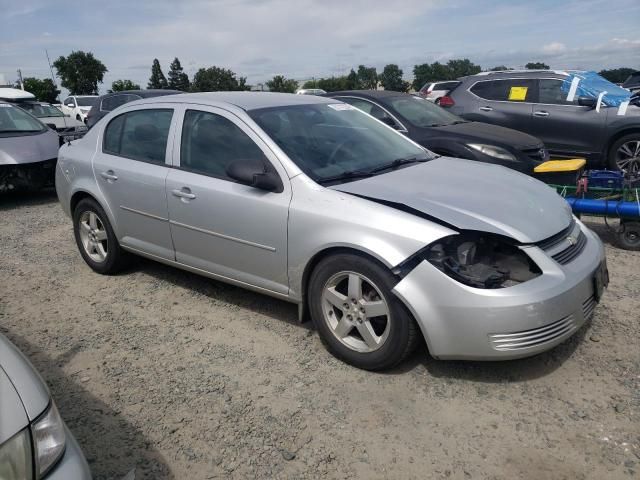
[16,50,638,102]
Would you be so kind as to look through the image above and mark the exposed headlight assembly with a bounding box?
[424,232,541,288]
[0,429,33,480]
[32,402,66,478]
[468,143,517,162]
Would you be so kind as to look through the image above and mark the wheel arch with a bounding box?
[605,127,640,159]
[69,188,120,238]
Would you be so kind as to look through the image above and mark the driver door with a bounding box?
[166,107,291,295]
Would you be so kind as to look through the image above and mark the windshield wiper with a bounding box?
[367,156,428,174]
[317,169,374,185]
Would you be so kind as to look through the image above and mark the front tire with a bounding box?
[608,134,640,172]
[73,198,128,274]
[308,253,419,370]
[618,221,640,251]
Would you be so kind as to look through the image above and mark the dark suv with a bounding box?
[443,70,640,171]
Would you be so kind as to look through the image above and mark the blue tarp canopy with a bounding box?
[561,71,631,107]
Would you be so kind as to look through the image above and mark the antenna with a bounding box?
[45,49,57,86]
[16,69,24,90]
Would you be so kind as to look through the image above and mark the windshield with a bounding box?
[389,95,463,127]
[249,103,433,183]
[0,104,45,133]
[76,97,98,107]
[18,103,64,118]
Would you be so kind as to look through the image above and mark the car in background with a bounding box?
[56,92,606,371]
[16,102,87,144]
[417,81,461,103]
[323,90,548,174]
[0,101,60,192]
[295,88,327,95]
[442,70,640,171]
[622,71,640,93]
[60,96,98,123]
[85,89,182,129]
[0,332,92,479]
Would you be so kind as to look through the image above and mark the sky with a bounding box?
[1,0,639,94]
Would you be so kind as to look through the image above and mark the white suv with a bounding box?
[60,95,98,123]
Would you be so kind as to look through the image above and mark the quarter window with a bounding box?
[538,79,578,105]
[471,79,535,102]
[180,110,269,180]
[103,109,173,165]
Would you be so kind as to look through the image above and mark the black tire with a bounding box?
[617,221,640,251]
[73,198,129,274]
[607,133,640,172]
[308,253,420,371]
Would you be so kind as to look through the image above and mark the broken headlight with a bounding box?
[425,233,541,289]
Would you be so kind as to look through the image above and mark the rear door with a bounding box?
[93,105,176,259]
[465,78,535,132]
[166,107,290,295]
[529,78,607,158]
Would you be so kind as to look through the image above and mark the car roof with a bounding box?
[139,91,335,111]
[323,90,406,100]
[100,89,182,99]
[460,70,581,82]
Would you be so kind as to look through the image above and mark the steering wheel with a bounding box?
[326,138,355,165]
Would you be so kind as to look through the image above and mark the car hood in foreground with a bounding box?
[0,367,30,444]
[430,121,542,149]
[331,157,572,243]
[0,129,60,165]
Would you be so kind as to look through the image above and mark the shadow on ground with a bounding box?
[0,329,173,480]
[0,188,58,210]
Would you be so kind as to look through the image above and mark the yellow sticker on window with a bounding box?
[508,86,528,101]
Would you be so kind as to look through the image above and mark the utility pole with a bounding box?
[16,69,24,90]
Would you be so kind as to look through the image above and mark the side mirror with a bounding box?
[226,158,283,193]
[578,96,597,108]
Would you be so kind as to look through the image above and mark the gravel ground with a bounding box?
[0,189,638,480]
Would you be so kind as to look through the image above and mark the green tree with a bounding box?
[412,58,481,90]
[316,76,350,92]
[20,77,60,103]
[446,59,482,78]
[525,62,550,70]
[110,79,140,92]
[346,69,359,90]
[357,65,378,89]
[379,64,409,92]
[52,51,107,95]
[167,57,190,91]
[148,59,168,89]
[266,75,298,93]
[190,66,248,92]
[489,65,512,71]
[598,67,636,84]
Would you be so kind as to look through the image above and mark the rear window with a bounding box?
[101,94,140,112]
[434,81,460,91]
[76,97,98,107]
[470,79,535,102]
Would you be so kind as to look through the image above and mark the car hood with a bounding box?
[0,367,30,444]
[430,121,542,149]
[0,129,60,165]
[331,157,572,243]
[0,334,49,431]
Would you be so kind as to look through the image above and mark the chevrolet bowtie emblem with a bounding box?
[567,235,577,246]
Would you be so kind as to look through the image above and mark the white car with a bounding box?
[296,88,327,95]
[418,81,461,103]
[60,96,98,123]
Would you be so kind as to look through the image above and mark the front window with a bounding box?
[249,103,432,183]
[388,96,463,127]
[76,97,98,107]
[18,103,65,118]
[0,104,45,134]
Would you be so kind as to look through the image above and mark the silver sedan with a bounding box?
[55,92,607,370]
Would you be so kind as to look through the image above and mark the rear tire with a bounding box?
[73,198,129,274]
[308,253,419,371]
[617,221,640,251]
[608,134,640,172]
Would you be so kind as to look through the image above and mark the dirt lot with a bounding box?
[0,190,638,479]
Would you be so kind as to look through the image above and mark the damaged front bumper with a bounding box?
[0,158,57,192]
[393,223,606,360]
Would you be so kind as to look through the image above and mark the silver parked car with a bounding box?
[56,92,607,370]
[0,333,92,479]
[0,101,60,192]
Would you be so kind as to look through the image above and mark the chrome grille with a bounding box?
[552,230,587,264]
[489,315,577,351]
[537,219,576,250]
[582,295,597,321]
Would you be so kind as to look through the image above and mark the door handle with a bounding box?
[534,111,550,117]
[172,188,196,200]
[479,106,493,112]
[100,170,118,181]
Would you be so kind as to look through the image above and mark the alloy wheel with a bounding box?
[78,211,108,263]
[615,140,640,173]
[321,271,391,353]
